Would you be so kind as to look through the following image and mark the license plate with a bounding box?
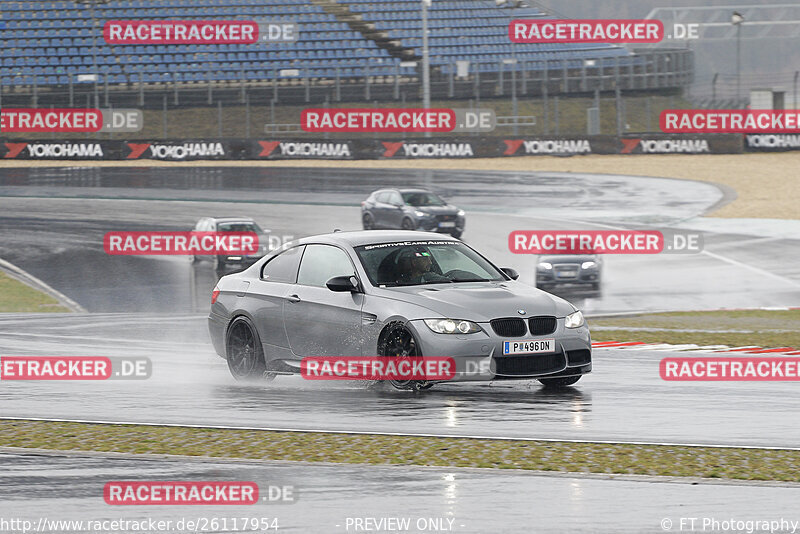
[438,221,456,228]
[557,271,577,278]
[503,339,555,355]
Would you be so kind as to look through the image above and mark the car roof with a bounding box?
[206,217,256,223]
[297,230,459,248]
[397,188,434,194]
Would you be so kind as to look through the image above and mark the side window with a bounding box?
[297,245,355,288]
[261,245,305,283]
[388,191,403,206]
[376,192,390,203]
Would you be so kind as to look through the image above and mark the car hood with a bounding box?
[409,205,459,215]
[373,281,576,321]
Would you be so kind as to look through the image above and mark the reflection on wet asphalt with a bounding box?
[0,313,798,448]
[1,450,797,534]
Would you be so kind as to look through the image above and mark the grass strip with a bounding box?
[590,310,800,349]
[1,419,799,482]
[0,272,70,313]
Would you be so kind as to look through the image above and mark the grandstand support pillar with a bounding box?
[615,87,622,138]
[68,74,74,107]
[32,79,38,108]
[162,95,167,138]
[393,64,399,100]
[448,64,454,98]
[521,61,527,95]
[473,63,480,106]
[240,68,246,104]
[562,61,568,93]
[218,101,222,137]
[614,56,620,91]
[543,83,549,135]
[335,67,342,102]
[646,96,652,132]
[511,67,518,135]
[270,99,276,128]
[273,69,278,103]
[554,96,559,135]
[628,58,634,91]
[581,62,587,92]
[365,63,370,101]
[138,69,144,107]
[305,70,310,103]
[245,93,251,138]
[498,62,504,96]
[104,69,109,107]
[208,73,213,105]
[173,73,179,106]
[422,0,431,138]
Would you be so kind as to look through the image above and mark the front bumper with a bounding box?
[537,270,600,286]
[406,318,591,382]
[416,216,465,233]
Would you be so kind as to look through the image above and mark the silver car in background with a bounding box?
[190,216,271,270]
[208,231,591,390]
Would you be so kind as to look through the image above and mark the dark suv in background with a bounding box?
[361,188,465,238]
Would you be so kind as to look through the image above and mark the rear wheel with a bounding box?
[379,323,431,391]
[362,212,374,230]
[538,375,581,388]
[401,218,415,231]
[226,316,273,381]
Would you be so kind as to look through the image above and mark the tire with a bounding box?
[538,375,582,388]
[225,315,272,381]
[213,255,225,271]
[378,323,431,391]
[450,230,462,239]
[362,212,375,230]
[591,282,601,291]
[401,218,415,231]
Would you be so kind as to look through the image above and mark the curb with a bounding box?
[0,258,86,313]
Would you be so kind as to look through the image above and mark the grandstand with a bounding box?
[0,0,692,107]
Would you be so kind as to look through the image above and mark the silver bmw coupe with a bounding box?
[208,230,591,390]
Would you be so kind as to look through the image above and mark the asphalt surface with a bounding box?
[1,166,799,315]
[1,450,798,534]
[0,312,797,448]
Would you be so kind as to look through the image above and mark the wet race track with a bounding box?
[2,449,799,534]
[1,166,799,449]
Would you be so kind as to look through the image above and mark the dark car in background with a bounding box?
[536,255,603,292]
[361,188,465,238]
[191,216,271,270]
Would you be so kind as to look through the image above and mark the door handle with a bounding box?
[287,294,301,303]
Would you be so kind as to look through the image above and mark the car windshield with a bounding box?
[401,192,446,207]
[217,222,263,233]
[355,240,505,287]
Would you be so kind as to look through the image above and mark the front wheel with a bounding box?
[379,323,431,391]
[538,375,581,388]
[401,218,415,231]
[226,316,269,381]
[362,212,375,230]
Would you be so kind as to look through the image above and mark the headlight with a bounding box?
[537,262,553,270]
[457,209,465,216]
[565,310,585,329]
[424,318,482,334]
[581,261,597,269]
[414,210,427,217]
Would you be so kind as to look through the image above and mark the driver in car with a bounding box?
[397,249,449,285]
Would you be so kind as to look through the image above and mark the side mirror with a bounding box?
[326,275,361,292]
[500,267,519,280]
